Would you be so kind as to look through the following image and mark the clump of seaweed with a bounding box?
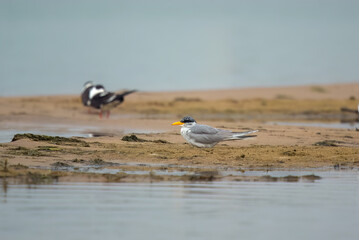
[254,175,320,182]
[37,146,62,151]
[8,146,49,157]
[88,158,113,166]
[173,97,202,102]
[152,139,170,144]
[314,140,341,147]
[72,158,86,163]
[301,174,321,182]
[12,133,89,147]
[51,162,72,168]
[282,150,297,156]
[310,86,326,93]
[122,134,147,142]
[185,171,219,182]
[122,134,170,144]
[9,163,29,170]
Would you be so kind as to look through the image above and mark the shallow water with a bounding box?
[269,121,359,130]
[0,129,89,143]
[0,122,163,143]
[1,171,358,240]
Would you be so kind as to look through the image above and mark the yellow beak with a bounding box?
[172,121,184,126]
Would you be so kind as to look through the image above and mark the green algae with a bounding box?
[12,133,90,147]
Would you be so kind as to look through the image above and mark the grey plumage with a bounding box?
[172,116,258,148]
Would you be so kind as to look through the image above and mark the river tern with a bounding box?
[172,116,258,148]
[81,81,137,118]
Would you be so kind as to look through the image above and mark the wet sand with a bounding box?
[1,83,359,182]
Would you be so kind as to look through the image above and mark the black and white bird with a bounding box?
[81,81,137,118]
[81,81,104,107]
[172,116,258,148]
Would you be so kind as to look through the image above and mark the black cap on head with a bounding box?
[180,116,196,123]
[95,84,105,90]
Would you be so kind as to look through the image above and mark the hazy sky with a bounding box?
[1,0,359,96]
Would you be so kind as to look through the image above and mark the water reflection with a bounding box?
[0,171,358,240]
[1,179,8,203]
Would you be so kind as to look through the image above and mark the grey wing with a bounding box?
[190,124,219,134]
[188,124,229,144]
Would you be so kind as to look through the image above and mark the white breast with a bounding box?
[89,88,105,99]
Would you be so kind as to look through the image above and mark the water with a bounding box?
[0,129,89,143]
[1,171,358,240]
[1,0,359,96]
[269,121,359,130]
[0,121,164,143]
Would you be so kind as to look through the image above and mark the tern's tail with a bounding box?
[117,89,137,98]
[230,130,258,139]
[113,90,137,101]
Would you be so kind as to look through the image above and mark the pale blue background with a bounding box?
[1,0,358,96]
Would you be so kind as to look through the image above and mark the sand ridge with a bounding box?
[0,83,359,182]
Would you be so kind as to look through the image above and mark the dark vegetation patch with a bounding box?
[259,175,300,182]
[152,139,170,144]
[88,158,114,166]
[314,140,343,147]
[7,146,49,157]
[173,97,202,102]
[37,146,62,151]
[310,86,326,93]
[122,134,147,142]
[122,134,170,144]
[282,150,297,156]
[9,163,29,170]
[301,174,322,181]
[72,158,86,163]
[238,174,321,183]
[51,162,72,168]
[185,170,219,181]
[12,133,89,147]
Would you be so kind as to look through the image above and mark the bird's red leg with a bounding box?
[106,111,110,118]
[99,110,103,119]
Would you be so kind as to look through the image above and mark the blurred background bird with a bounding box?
[81,81,137,118]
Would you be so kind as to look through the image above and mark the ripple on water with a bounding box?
[0,170,359,240]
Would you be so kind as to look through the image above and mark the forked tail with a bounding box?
[230,130,258,139]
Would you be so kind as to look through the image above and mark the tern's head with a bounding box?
[95,84,105,90]
[172,116,197,127]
